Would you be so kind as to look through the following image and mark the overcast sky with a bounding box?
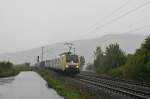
[0,0,150,53]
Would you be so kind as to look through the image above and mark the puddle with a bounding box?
[0,71,63,99]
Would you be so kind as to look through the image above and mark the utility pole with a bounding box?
[41,46,45,62]
[73,48,75,55]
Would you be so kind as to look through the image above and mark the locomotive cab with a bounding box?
[60,52,80,74]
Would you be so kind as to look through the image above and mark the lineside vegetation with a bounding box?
[0,61,17,77]
[93,35,150,82]
[13,67,98,99]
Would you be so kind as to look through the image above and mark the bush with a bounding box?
[0,61,17,77]
[108,66,124,78]
[123,35,150,82]
[0,61,13,69]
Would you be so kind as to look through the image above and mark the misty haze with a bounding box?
[0,0,150,99]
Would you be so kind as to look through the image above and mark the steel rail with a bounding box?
[75,74,150,99]
[80,72,150,88]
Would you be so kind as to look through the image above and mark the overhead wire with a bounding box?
[86,0,150,35]
[123,24,150,34]
[87,0,130,31]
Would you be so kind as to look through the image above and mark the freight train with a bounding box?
[42,52,80,74]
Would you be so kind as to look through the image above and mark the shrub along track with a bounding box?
[33,68,150,99]
[36,68,101,99]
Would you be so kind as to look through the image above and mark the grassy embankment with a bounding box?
[0,64,100,99]
[0,63,101,99]
[14,67,99,99]
[0,61,18,78]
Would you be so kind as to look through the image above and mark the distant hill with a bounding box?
[0,34,147,65]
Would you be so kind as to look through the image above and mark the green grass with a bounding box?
[13,67,101,99]
[0,67,18,78]
[108,66,124,78]
[37,69,86,99]
[0,65,101,99]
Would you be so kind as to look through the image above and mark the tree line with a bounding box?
[93,35,150,82]
[0,61,17,77]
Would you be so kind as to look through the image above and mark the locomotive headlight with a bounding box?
[65,65,69,68]
[76,65,79,68]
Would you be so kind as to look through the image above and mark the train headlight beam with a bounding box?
[65,65,69,68]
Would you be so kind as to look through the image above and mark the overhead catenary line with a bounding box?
[127,15,150,27]
[87,0,150,35]
[123,24,150,34]
[90,23,150,37]
[87,0,130,31]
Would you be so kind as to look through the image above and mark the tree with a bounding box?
[80,56,85,69]
[123,35,150,82]
[94,46,103,60]
[104,43,126,70]
[94,46,104,70]
[94,44,126,74]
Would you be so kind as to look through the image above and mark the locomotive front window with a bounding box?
[66,55,78,63]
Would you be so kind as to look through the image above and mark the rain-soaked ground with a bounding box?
[0,71,63,99]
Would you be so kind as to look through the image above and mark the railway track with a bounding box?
[80,72,150,88]
[75,73,150,99]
